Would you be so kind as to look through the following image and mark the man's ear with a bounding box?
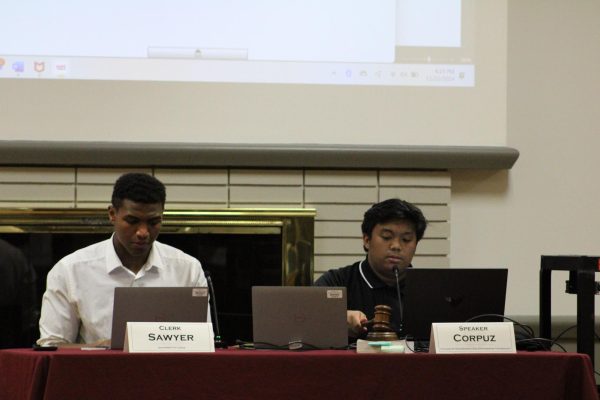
[108,206,116,225]
[362,234,370,251]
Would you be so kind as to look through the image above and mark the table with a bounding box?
[0,348,597,400]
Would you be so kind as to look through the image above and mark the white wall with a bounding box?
[451,0,600,317]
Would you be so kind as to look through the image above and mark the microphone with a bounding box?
[392,266,404,338]
[204,270,228,349]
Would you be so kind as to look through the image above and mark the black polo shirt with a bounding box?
[314,259,407,336]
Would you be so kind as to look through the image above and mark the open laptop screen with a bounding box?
[402,268,508,342]
[110,287,209,349]
[252,286,348,350]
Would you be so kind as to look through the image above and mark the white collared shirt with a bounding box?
[37,236,208,346]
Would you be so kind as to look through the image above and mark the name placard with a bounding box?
[124,322,215,353]
[429,322,516,354]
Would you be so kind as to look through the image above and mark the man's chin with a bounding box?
[127,247,149,256]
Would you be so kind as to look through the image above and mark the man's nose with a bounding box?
[390,237,402,250]
[136,223,150,238]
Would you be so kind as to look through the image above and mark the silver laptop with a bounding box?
[110,287,209,349]
[251,286,348,350]
[402,268,508,342]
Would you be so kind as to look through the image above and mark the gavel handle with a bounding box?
[361,319,374,327]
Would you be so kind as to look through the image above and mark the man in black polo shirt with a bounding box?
[314,198,427,338]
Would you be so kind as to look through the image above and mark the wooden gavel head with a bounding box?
[372,304,393,332]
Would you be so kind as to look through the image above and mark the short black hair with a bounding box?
[361,198,427,242]
[111,173,166,209]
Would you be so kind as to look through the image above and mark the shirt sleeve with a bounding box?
[37,263,80,345]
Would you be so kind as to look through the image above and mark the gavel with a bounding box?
[363,304,398,341]
[371,305,393,332]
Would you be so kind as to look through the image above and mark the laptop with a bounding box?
[402,268,508,344]
[110,287,209,349]
[252,286,348,350]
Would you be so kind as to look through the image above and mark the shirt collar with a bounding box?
[359,258,387,289]
[105,235,163,274]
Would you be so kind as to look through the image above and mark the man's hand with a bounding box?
[347,310,368,337]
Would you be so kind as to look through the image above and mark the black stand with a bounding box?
[539,255,598,367]
[214,336,228,349]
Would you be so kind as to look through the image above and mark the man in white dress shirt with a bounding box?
[37,173,208,347]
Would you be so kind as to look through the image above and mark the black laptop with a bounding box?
[402,268,508,344]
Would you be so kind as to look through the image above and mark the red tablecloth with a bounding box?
[0,348,597,400]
